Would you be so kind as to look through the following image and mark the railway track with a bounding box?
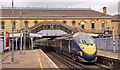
[47,51,110,70]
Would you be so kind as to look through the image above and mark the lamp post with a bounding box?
[20,11,22,53]
[11,0,14,63]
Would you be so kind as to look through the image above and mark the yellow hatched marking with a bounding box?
[36,49,43,70]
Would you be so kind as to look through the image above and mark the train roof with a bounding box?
[35,38,51,41]
[73,32,98,37]
[54,32,98,40]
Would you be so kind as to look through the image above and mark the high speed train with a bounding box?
[53,32,98,62]
[35,32,98,62]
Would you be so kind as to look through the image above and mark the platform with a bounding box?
[98,50,119,60]
[1,49,58,69]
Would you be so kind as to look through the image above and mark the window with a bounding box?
[102,21,105,29]
[34,21,38,25]
[53,25,56,29]
[48,25,50,29]
[72,21,75,26]
[1,21,4,29]
[25,21,28,27]
[91,21,95,29]
[63,21,66,24]
[13,21,16,29]
[44,25,47,29]
[81,21,85,29]
[57,25,59,29]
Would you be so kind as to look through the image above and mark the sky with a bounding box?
[1,0,120,15]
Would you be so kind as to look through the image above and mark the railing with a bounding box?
[95,37,120,52]
[1,7,91,10]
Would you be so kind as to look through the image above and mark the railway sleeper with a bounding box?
[71,54,78,61]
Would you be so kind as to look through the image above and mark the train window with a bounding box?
[79,36,94,44]
[79,39,83,44]
[62,40,69,48]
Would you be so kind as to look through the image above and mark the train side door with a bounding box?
[60,40,62,50]
[68,38,72,53]
[71,40,76,53]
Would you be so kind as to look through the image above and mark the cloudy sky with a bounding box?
[1,0,120,15]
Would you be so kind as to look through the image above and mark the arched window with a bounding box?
[63,21,66,24]
[25,21,28,27]
[72,21,75,26]
[1,21,4,29]
[13,21,16,29]
[91,21,95,29]
[34,21,38,25]
[102,21,105,29]
[81,21,85,29]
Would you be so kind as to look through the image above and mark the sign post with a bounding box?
[20,11,22,53]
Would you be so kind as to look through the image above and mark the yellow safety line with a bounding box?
[36,49,43,70]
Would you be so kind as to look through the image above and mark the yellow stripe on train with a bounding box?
[79,43,96,54]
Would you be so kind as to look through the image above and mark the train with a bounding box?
[0,31,9,53]
[34,38,53,51]
[34,32,98,62]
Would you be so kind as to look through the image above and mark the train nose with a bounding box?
[83,52,97,61]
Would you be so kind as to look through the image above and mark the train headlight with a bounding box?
[80,45,84,49]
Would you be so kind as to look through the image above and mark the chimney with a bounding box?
[103,7,107,14]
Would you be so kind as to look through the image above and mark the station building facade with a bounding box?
[0,7,119,35]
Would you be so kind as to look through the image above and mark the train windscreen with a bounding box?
[78,36,94,44]
[73,32,94,45]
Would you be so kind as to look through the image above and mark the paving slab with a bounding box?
[1,49,58,69]
[98,50,118,59]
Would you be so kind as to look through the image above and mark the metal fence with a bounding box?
[95,37,119,52]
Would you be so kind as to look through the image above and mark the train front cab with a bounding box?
[74,36,98,62]
[78,43,98,62]
[73,33,98,62]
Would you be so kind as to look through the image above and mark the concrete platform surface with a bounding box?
[1,49,58,69]
[98,50,118,59]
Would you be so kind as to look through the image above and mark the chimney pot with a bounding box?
[103,7,107,14]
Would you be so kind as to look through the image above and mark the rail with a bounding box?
[50,52,108,70]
